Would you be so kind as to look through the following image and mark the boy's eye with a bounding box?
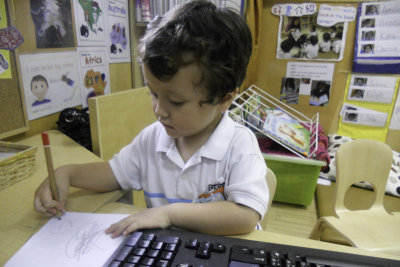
[148,91,158,98]
[170,100,184,106]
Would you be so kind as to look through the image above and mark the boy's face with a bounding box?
[143,63,233,141]
[31,80,49,101]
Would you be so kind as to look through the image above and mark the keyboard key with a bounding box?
[115,246,134,261]
[155,259,170,267]
[138,240,152,248]
[147,249,160,258]
[229,261,260,267]
[157,235,181,244]
[185,239,199,249]
[231,245,250,254]
[108,261,121,267]
[133,247,147,256]
[142,233,155,241]
[165,243,178,252]
[152,241,165,250]
[161,251,174,261]
[127,255,141,264]
[126,231,143,246]
[196,242,211,259]
[142,257,155,266]
[212,242,226,253]
[230,251,267,265]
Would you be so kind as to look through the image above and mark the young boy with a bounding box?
[34,0,269,237]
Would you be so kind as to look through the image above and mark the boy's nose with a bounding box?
[153,100,169,119]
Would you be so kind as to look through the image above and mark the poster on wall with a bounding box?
[73,0,108,46]
[273,3,356,61]
[108,0,131,63]
[0,0,12,79]
[353,1,400,74]
[30,0,75,48]
[77,47,110,108]
[19,52,82,120]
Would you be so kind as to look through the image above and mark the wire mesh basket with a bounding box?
[228,85,319,158]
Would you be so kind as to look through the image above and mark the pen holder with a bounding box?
[0,141,37,191]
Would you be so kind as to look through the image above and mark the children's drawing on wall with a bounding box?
[73,0,107,46]
[310,80,331,106]
[19,52,82,120]
[274,4,355,61]
[77,47,110,108]
[30,0,74,48]
[31,74,51,106]
[280,78,299,104]
[108,0,130,63]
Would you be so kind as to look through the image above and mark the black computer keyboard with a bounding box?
[105,228,399,267]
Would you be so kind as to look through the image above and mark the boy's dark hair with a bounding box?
[322,32,331,42]
[280,38,294,53]
[309,35,318,45]
[138,0,252,104]
[31,74,48,90]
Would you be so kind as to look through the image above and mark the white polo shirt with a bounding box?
[109,112,269,219]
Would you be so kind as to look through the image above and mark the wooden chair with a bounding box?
[309,139,400,256]
[88,87,156,207]
[260,168,277,230]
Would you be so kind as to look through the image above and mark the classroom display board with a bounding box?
[0,0,28,138]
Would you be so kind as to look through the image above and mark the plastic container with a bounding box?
[263,153,325,206]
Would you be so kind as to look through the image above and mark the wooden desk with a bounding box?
[0,130,124,265]
[97,202,400,262]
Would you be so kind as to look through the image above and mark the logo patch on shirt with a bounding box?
[196,183,225,203]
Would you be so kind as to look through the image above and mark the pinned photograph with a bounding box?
[279,77,300,104]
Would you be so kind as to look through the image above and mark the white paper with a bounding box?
[5,212,128,267]
[317,5,356,27]
[341,104,388,127]
[389,92,400,130]
[286,62,334,95]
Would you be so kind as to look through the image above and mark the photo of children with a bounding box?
[345,112,358,122]
[365,4,379,15]
[276,14,346,61]
[350,89,365,99]
[361,44,374,54]
[279,77,300,104]
[362,31,375,41]
[310,80,331,106]
[361,18,375,28]
[353,77,367,86]
[31,74,51,106]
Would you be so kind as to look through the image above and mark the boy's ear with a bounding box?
[219,88,239,112]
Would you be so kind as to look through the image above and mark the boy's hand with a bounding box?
[105,206,171,238]
[33,167,69,217]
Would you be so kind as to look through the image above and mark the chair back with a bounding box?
[260,168,277,230]
[88,87,156,160]
[334,139,393,215]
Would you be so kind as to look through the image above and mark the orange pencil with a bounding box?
[41,132,62,220]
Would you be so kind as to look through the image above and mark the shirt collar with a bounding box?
[156,112,235,161]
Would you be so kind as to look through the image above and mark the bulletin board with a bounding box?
[0,0,29,139]
[252,0,400,150]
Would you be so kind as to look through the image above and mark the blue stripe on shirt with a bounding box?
[143,191,193,203]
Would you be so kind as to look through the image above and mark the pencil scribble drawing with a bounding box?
[64,221,105,261]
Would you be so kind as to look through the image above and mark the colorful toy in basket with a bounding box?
[262,108,310,156]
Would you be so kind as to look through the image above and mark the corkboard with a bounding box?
[0,1,29,139]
